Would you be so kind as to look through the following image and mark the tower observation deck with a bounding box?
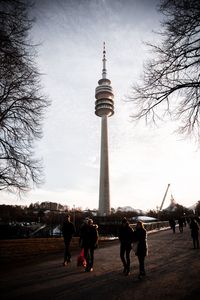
[95,44,114,117]
[95,43,114,216]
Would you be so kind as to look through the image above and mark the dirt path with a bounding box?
[0,226,199,300]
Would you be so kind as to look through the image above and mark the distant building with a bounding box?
[40,202,58,211]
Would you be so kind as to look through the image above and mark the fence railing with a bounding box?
[0,221,171,265]
[130,221,170,232]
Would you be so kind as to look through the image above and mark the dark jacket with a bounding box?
[80,223,98,248]
[134,227,148,257]
[62,221,75,240]
[190,220,199,238]
[119,223,134,245]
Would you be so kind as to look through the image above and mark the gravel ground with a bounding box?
[0,226,199,300]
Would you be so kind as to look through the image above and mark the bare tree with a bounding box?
[129,0,200,139]
[0,0,50,192]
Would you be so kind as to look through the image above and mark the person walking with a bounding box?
[190,218,199,249]
[79,218,98,272]
[178,217,184,233]
[169,218,176,233]
[61,214,75,266]
[133,221,148,279]
[119,217,134,276]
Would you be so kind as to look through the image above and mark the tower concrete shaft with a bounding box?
[95,43,114,216]
[99,115,110,215]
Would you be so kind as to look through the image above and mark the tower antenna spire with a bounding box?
[102,41,107,79]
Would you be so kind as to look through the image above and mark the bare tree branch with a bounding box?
[129,0,200,140]
[0,0,50,193]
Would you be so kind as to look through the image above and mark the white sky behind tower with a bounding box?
[1,0,200,211]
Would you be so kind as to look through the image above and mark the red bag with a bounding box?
[77,248,86,267]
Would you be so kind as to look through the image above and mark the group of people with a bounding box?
[78,217,99,272]
[61,214,148,279]
[61,214,199,279]
[119,217,148,279]
[169,217,185,233]
[169,217,199,249]
[61,215,98,272]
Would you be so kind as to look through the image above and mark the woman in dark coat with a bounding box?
[133,221,148,279]
[119,217,134,275]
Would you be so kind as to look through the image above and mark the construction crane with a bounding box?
[160,184,170,211]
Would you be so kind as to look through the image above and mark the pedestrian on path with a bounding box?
[190,218,199,249]
[118,217,134,276]
[169,218,176,233]
[178,217,184,233]
[133,220,148,279]
[61,214,75,266]
[79,218,98,272]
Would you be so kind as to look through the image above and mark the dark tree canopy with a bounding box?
[129,0,200,139]
[0,0,50,193]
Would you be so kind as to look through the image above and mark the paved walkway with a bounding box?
[0,226,199,300]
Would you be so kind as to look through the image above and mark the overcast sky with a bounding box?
[1,0,200,211]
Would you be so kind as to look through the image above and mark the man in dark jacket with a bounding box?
[119,217,134,275]
[62,214,75,266]
[190,218,199,249]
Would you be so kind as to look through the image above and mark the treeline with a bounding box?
[0,201,199,240]
[0,201,199,225]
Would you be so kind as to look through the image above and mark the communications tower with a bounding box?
[95,43,114,216]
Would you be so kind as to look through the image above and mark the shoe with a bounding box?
[84,267,90,272]
[125,271,130,276]
[84,267,93,272]
[138,272,146,279]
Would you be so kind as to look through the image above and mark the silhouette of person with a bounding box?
[178,217,184,233]
[133,221,148,279]
[169,218,176,233]
[79,218,98,272]
[183,215,187,227]
[119,217,134,275]
[61,214,75,266]
[190,218,199,249]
